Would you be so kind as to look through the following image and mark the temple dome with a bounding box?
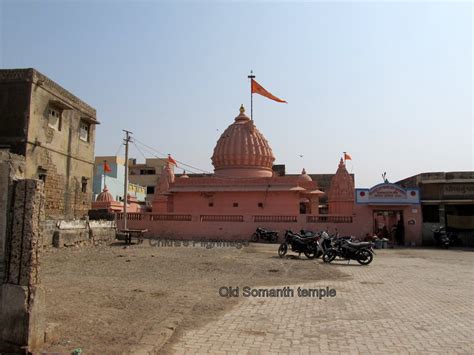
[96,186,114,202]
[299,168,312,182]
[211,105,275,178]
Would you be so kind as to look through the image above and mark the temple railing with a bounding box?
[116,213,142,221]
[200,215,244,222]
[253,215,297,223]
[150,214,192,221]
[307,215,353,223]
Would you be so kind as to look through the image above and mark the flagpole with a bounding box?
[248,70,255,120]
[103,160,107,187]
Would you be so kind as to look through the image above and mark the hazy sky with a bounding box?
[1,0,472,187]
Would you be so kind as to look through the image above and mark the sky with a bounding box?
[1,0,472,187]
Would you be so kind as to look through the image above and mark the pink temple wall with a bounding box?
[118,202,423,246]
[172,191,302,215]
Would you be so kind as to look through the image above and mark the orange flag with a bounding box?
[103,161,112,173]
[344,152,352,160]
[168,154,177,166]
[251,79,287,103]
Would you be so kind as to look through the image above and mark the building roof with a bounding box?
[0,68,99,123]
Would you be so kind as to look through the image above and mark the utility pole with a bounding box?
[123,130,132,230]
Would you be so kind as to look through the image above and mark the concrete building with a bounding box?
[93,156,146,202]
[0,68,98,219]
[397,172,474,246]
[129,157,168,201]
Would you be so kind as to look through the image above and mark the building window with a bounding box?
[81,177,88,193]
[233,202,239,208]
[258,202,263,208]
[208,202,214,207]
[147,186,155,194]
[48,107,62,131]
[79,121,90,142]
[140,169,156,175]
[37,167,47,183]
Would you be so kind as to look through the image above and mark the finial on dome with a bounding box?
[301,168,307,175]
[339,158,345,168]
[239,104,245,114]
[103,185,109,192]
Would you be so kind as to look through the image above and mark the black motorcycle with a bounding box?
[251,227,279,243]
[300,229,318,238]
[278,230,319,259]
[432,226,461,249]
[322,238,375,265]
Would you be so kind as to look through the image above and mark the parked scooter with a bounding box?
[278,230,319,259]
[322,238,375,265]
[251,227,279,243]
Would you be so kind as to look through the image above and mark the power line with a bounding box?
[132,140,207,176]
[131,136,281,181]
[133,138,213,175]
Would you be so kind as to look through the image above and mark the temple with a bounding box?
[118,105,423,245]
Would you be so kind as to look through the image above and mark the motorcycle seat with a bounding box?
[346,241,372,248]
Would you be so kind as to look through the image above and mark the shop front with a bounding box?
[355,183,422,246]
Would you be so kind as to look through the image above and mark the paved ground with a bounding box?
[164,248,473,354]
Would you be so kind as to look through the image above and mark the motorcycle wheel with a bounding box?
[322,249,337,263]
[270,234,278,244]
[251,233,259,242]
[304,250,316,259]
[356,249,373,265]
[278,243,288,258]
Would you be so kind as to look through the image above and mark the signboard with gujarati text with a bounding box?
[356,183,420,205]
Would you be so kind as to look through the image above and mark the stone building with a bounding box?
[0,68,99,220]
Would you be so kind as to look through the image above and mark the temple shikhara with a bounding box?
[106,104,423,245]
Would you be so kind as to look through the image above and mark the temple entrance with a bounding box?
[373,210,405,245]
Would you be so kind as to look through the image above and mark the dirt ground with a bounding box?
[41,240,348,353]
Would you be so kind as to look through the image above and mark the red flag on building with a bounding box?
[103,161,112,173]
[344,152,352,161]
[168,154,177,166]
[251,79,287,103]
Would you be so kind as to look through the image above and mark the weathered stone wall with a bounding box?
[49,219,117,248]
[0,80,30,156]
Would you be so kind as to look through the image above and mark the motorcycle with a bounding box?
[432,226,461,249]
[300,229,318,238]
[322,238,375,265]
[278,230,320,259]
[251,227,279,243]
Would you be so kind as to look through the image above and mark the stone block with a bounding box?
[0,284,45,352]
[52,229,89,248]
